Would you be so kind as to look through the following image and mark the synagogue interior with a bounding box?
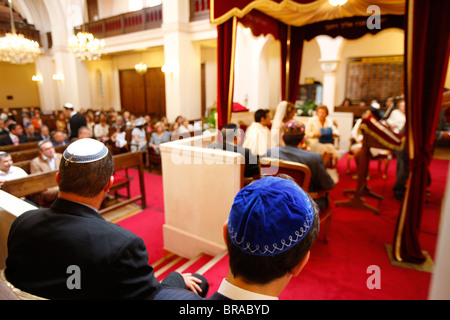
[1,0,450,301]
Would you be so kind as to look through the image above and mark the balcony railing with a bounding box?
[0,21,41,45]
[74,1,210,40]
[75,5,163,39]
[190,0,210,21]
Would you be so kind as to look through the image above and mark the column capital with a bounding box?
[319,60,340,73]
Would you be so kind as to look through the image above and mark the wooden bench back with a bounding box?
[9,145,67,163]
[0,141,39,153]
[259,157,312,192]
[12,161,31,174]
[2,151,147,214]
[110,151,147,211]
[1,171,58,198]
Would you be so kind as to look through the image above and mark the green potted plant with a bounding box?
[296,100,317,117]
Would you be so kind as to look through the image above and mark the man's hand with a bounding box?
[180,273,203,295]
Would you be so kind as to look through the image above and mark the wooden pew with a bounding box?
[1,152,146,215]
[1,171,58,201]
[103,151,147,214]
[12,160,31,174]
[9,145,67,163]
[0,141,39,153]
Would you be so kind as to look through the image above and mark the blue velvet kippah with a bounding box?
[63,138,108,164]
[228,176,314,257]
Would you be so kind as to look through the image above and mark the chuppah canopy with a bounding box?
[210,0,405,128]
[211,0,450,264]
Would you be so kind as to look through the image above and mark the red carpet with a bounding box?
[118,155,448,300]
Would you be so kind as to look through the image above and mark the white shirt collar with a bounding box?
[217,278,278,300]
[9,132,18,141]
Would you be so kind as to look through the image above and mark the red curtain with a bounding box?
[280,26,305,103]
[393,0,450,263]
[216,18,236,129]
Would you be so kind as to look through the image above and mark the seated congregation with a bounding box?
[1,97,431,300]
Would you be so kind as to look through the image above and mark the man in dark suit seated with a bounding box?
[0,123,27,146]
[208,176,319,300]
[5,138,207,300]
[21,123,41,142]
[0,119,8,137]
[207,123,260,178]
[266,120,335,193]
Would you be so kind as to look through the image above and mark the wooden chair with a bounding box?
[346,138,392,180]
[259,157,333,243]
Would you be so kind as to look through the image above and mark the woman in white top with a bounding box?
[386,100,406,134]
[94,114,110,143]
[131,117,147,152]
[271,101,296,148]
[305,105,339,166]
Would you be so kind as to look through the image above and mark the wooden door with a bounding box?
[144,68,166,117]
[119,70,146,115]
[119,68,166,118]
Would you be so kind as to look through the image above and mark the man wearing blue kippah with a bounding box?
[209,176,320,300]
[5,138,207,300]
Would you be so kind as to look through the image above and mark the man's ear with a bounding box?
[291,251,311,277]
[222,219,229,245]
[104,176,114,192]
[55,171,60,184]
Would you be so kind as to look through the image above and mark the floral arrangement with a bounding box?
[296,100,317,117]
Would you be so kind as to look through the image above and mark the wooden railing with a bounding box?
[190,0,210,21]
[74,1,211,39]
[75,5,163,39]
[0,21,41,45]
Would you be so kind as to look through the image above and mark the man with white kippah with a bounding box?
[5,138,208,300]
[208,176,320,300]
[62,103,87,141]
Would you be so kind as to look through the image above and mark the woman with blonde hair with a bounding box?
[305,105,339,167]
[149,121,171,154]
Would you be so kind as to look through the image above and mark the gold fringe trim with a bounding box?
[359,121,405,151]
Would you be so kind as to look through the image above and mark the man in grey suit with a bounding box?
[5,138,207,299]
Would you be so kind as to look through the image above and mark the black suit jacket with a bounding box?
[0,134,28,146]
[207,292,231,300]
[5,198,170,300]
[68,113,87,139]
[20,132,41,142]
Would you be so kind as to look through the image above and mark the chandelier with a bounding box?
[0,0,40,64]
[68,31,105,61]
[135,62,148,74]
[329,0,348,6]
